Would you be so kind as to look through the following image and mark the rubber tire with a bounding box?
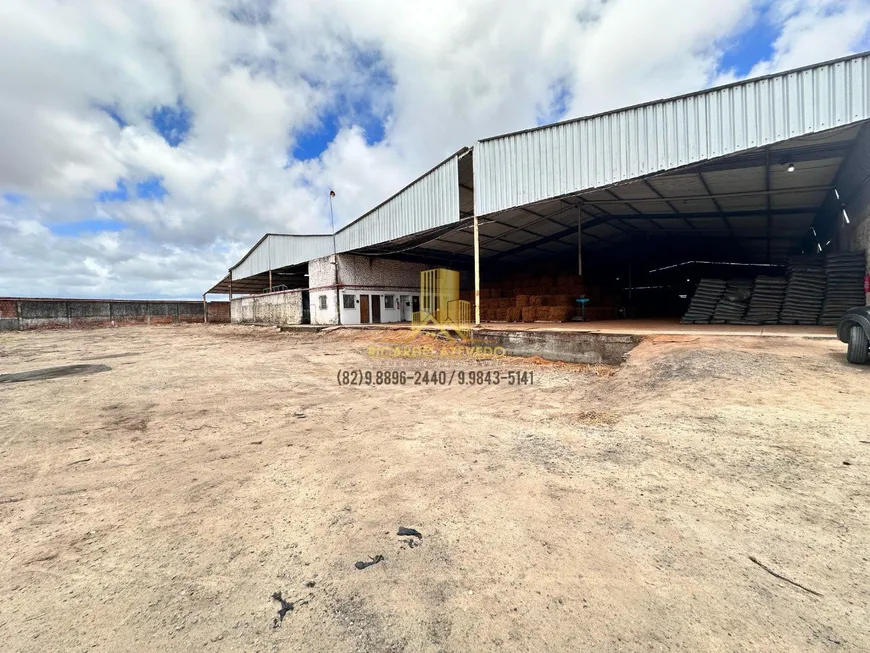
[847,324,869,365]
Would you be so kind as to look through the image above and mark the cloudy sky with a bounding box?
[1,0,870,299]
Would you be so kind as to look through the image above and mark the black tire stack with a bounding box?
[711,279,753,323]
[681,279,727,323]
[780,256,826,325]
[744,276,787,324]
[819,251,866,326]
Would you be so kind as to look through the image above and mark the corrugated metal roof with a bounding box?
[474,52,870,216]
[218,53,870,290]
[229,150,467,282]
[232,234,335,280]
[334,150,463,252]
[817,120,870,245]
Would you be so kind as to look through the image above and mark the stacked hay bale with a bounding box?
[462,269,617,323]
[512,293,577,322]
[476,290,523,321]
[548,306,574,321]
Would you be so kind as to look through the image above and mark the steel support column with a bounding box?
[577,205,583,276]
[473,212,481,326]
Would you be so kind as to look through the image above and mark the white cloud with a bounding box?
[752,0,870,74]
[1,0,869,298]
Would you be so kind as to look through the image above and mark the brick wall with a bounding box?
[0,299,17,319]
[208,302,230,322]
[307,255,335,289]
[308,254,427,290]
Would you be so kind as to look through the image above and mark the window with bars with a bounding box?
[343,294,356,309]
[318,295,327,310]
[384,295,395,309]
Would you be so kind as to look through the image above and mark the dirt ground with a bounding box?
[1,324,868,652]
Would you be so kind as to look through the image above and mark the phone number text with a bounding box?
[336,369,534,386]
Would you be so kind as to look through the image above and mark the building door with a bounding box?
[412,296,420,314]
[359,295,370,324]
[399,295,409,321]
[301,291,311,324]
[371,295,381,323]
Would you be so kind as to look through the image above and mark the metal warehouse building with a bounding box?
[206,52,870,331]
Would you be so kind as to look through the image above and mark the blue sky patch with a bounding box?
[349,48,392,146]
[718,12,778,77]
[96,180,129,203]
[293,110,341,161]
[96,177,168,203]
[537,80,573,126]
[2,192,26,205]
[358,105,387,146]
[97,103,128,129]
[136,176,168,200]
[150,100,193,147]
[290,47,392,161]
[49,219,125,237]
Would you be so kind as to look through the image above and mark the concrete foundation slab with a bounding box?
[476,319,837,339]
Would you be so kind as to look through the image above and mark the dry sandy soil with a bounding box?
[0,324,868,653]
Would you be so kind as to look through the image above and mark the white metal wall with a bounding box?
[232,234,335,280]
[335,155,460,252]
[232,155,461,282]
[474,54,870,216]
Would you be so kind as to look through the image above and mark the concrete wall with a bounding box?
[231,291,303,325]
[0,298,229,331]
[310,288,339,325]
[474,328,641,365]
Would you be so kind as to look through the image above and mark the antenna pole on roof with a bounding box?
[329,190,341,325]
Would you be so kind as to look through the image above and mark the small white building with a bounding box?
[308,254,424,325]
[228,252,427,327]
[309,288,419,325]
